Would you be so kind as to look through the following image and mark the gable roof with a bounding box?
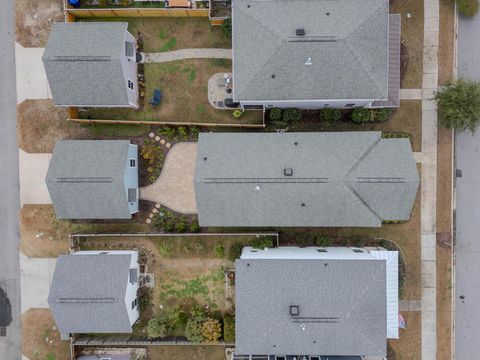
[48,254,133,334]
[194,132,419,227]
[43,22,130,106]
[235,257,387,356]
[232,0,389,101]
[46,140,132,219]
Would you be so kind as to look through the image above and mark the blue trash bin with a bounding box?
[68,0,81,7]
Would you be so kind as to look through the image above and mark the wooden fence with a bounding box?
[66,7,209,18]
[73,335,234,347]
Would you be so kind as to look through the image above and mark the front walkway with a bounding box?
[19,253,56,314]
[421,0,439,359]
[140,142,197,214]
[15,42,51,104]
[19,149,52,206]
[143,48,232,63]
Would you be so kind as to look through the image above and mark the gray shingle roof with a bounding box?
[46,140,132,219]
[235,258,387,356]
[43,22,130,106]
[48,254,133,334]
[232,0,389,101]
[194,132,419,227]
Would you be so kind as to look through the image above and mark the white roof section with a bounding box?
[371,250,399,339]
[241,246,378,260]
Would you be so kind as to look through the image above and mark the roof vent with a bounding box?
[305,57,313,66]
[284,168,293,176]
[289,305,300,316]
[296,28,305,36]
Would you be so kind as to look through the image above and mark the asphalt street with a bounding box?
[455,11,480,360]
[0,0,21,359]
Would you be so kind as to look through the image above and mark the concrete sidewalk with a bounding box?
[19,253,56,314]
[19,149,52,206]
[144,48,232,63]
[15,42,51,104]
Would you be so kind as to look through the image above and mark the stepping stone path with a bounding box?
[149,132,155,138]
[166,143,171,149]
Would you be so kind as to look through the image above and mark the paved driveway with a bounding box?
[19,149,52,206]
[140,142,197,214]
[15,43,51,104]
[455,12,480,360]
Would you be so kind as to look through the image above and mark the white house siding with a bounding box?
[124,144,139,215]
[239,99,376,110]
[121,31,139,108]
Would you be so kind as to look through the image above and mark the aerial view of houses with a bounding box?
[6,0,480,359]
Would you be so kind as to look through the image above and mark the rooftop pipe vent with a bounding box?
[290,305,300,316]
[296,28,305,36]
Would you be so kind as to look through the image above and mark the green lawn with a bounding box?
[79,17,231,53]
[81,59,263,125]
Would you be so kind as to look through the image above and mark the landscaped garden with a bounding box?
[78,234,278,343]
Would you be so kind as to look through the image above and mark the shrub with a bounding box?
[250,236,274,249]
[351,108,373,123]
[228,242,243,261]
[269,108,283,121]
[147,316,169,338]
[178,126,189,140]
[190,221,201,233]
[157,126,176,137]
[185,309,207,343]
[201,318,222,342]
[373,108,392,122]
[455,0,479,16]
[221,18,232,38]
[435,78,480,132]
[296,234,314,247]
[223,314,235,343]
[175,220,187,233]
[190,127,200,140]
[98,0,109,7]
[282,108,302,123]
[232,109,244,118]
[315,235,332,247]
[214,242,225,258]
[320,108,342,122]
[120,0,131,6]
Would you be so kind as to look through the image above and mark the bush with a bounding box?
[147,316,169,338]
[175,219,187,233]
[269,108,283,121]
[320,108,342,122]
[221,18,232,38]
[185,309,207,343]
[190,127,200,140]
[157,126,176,137]
[214,242,225,258]
[351,108,373,123]
[189,221,201,233]
[282,108,302,123]
[98,0,109,7]
[228,242,244,261]
[201,318,222,343]
[232,109,244,119]
[455,0,479,16]
[250,236,274,249]
[120,0,131,6]
[435,78,480,132]
[178,126,189,140]
[223,314,235,343]
[315,235,332,247]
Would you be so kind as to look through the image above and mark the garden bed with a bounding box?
[79,60,263,126]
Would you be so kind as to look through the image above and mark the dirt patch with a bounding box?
[147,345,226,360]
[17,100,90,153]
[388,312,421,360]
[15,0,64,48]
[437,245,453,360]
[391,0,424,88]
[439,0,455,85]
[22,308,71,360]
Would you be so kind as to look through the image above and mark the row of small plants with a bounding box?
[147,305,235,343]
[156,125,200,141]
[153,210,200,233]
[268,107,392,125]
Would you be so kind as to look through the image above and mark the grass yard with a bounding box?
[81,59,263,125]
[438,0,456,85]
[286,101,422,152]
[19,205,150,258]
[79,234,275,336]
[388,312,421,360]
[22,309,71,360]
[79,17,231,53]
[390,0,424,88]
[147,345,227,360]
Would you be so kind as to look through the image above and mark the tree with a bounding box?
[282,108,302,123]
[454,0,479,17]
[201,317,222,342]
[435,78,480,132]
[269,108,283,121]
[147,316,169,338]
[185,309,207,343]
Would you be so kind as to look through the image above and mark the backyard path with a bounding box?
[421,0,440,358]
[143,48,232,63]
[140,142,197,214]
